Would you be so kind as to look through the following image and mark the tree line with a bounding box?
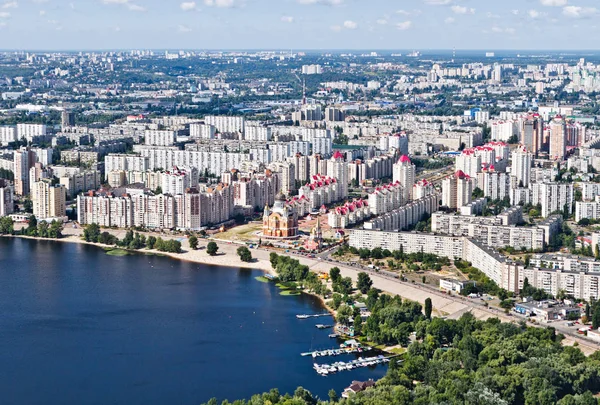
[82,223,182,253]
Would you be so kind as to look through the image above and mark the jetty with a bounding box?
[313,355,397,376]
[315,324,333,329]
[296,313,332,319]
[300,346,370,358]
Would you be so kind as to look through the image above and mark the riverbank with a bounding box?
[5,227,600,355]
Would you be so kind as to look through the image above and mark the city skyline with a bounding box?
[0,0,599,50]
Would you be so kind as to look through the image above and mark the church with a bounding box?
[262,192,299,239]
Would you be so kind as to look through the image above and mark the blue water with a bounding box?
[0,238,386,405]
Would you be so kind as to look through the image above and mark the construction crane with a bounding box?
[294,72,307,105]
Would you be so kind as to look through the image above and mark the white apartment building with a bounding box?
[363,194,440,232]
[137,148,251,178]
[576,197,600,222]
[442,171,474,209]
[490,120,517,142]
[17,124,47,143]
[511,147,533,187]
[145,130,176,147]
[368,182,404,216]
[531,182,574,218]
[204,115,245,134]
[392,156,415,202]
[477,170,510,201]
[189,123,216,140]
[244,126,272,142]
[105,154,150,179]
[32,181,66,220]
[0,126,17,146]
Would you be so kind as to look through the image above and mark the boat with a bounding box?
[328,333,339,338]
[296,314,310,319]
[316,324,333,329]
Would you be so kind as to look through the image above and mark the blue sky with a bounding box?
[0,0,599,50]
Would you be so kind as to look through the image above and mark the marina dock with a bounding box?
[313,355,398,376]
[300,346,371,358]
[296,313,333,319]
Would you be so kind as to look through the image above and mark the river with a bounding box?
[0,238,387,405]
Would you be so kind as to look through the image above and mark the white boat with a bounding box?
[296,315,310,319]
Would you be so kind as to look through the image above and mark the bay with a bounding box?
[0,238,387,405]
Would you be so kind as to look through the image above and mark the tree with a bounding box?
[0,216,14,234]
[336,305,353,325]
[328,389,338,403]
[357,272,373,294]
[189,235,198,250]
[237,246,252,262]
[146,236,157,249]
[329,267,341,283]
[353,314,363,335]
[83,223,101,242]
[206,241,219,256]
[593,307,600,329]
[425,297,432,320]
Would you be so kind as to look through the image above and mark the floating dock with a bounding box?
[313,355,396,375]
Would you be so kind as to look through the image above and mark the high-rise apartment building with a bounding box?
[392,155,416,202]
[511,146,533,188]
[442,170,474,209]
[32,181,66,219]
[549,116,567,160]
[13,149,36,196]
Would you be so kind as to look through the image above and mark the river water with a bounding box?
[0,238,386,405]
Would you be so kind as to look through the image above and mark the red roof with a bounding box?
[398,155,411,164]
[455,170,467,179]
[333,151,344,159]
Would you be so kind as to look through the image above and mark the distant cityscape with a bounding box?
[2,49,600,344]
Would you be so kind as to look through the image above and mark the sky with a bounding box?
[0,0,599,50]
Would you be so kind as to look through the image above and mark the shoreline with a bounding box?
[4,230,599,355]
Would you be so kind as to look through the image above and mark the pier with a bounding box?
[296,313,333,319]
[313,355,398,376]
[300,346,371,358]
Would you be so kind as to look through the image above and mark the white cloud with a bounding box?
[491,26,516,35]
[102,0,145,11]
[180,1,197,11]
[298,0,343,5]
[396,9,410,15]
[511,9,520,15]
[528,9,541,18]
[444,16,455,24]
[540,0,567,6]
[114,26,121,31]
[424,0,450,5]
[376,18,388,25]
[396,20,412,30]
[343,20,357,29]
[39,9,45,15]
[563,6,598,18]
[451,5,475,15]
[2,1,17,9]
[330,25,342,32]
[127,3,145,11]
[0,21,5,27]
[281,15,294,23]
[0,11,10,17]
[178,24,192,32]
[204,0,235,7]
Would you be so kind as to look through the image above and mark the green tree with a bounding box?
[357,272,373,294]
[189,235,198,250]
[206,241,219,256]
[593,307,600,329]
[336,304,353,325]
[237,246,252,262]
[424,297,432,320]
[146,235,157,249]
[83,223,101,242]
[0,216,14,234]
[329,267,341,283]
[353,314,363,335]
[328,389,338,403]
